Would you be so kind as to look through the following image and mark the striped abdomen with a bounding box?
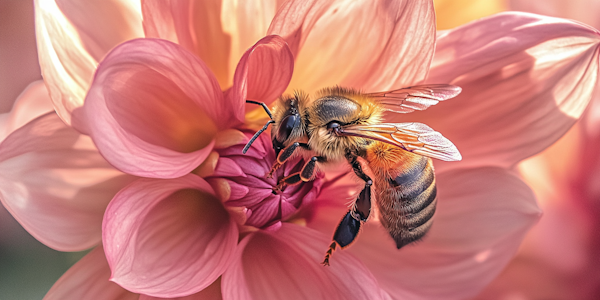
[366,143,437,249]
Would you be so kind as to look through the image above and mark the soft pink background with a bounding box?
[0,1,84,299]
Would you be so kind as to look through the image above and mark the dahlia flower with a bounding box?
[1,1,599,300]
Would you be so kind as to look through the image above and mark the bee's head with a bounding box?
[271,93,307,157]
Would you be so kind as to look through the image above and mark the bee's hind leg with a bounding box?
[322,153,373,266]
[322,181,372,266]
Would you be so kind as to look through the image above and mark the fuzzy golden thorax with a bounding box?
[305,87,384,159]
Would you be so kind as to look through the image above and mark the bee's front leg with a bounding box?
[268,142,310,178]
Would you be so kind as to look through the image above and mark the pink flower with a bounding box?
[1,1,599,299]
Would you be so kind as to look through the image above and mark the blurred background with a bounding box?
[1,0,599,299]
[0,1,85,299]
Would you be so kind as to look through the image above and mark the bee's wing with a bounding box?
[341,123,462,161]
[366,84,461,113]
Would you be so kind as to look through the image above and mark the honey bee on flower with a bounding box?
[243,84,462,264]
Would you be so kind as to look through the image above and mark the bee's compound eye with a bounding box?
[276,114,300,143]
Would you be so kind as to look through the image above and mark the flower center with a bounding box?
[208,131,323,230]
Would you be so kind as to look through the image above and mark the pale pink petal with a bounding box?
[399,12,600,172]
[139,279,222,300]
[34,0,143,127]
[83,38,230,178]
[0,113,135,251]
[142,0,281,89]
[0,80,54,142]
[510,0,600,29]
[308,167,540,300]
[103,174,238,298]
[578,105,600,203]
[228,35,294,118]
[222,223,388,300]
[268,0,435,93]
[301,173,362,228]
[44,246,138,300]
[584,84,600,136]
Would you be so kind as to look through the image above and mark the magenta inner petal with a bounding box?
[209,131,323,229]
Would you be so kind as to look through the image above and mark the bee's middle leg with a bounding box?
[275,155,325,191]
[268,142,310,177]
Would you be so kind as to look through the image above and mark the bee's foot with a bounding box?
[321,241,337,266]
[266,162,281,179]
[275,182,286,192]
[271,185,282,194]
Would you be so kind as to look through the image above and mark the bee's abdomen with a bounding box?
[368,148,437,249]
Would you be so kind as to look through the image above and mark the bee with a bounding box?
[243,84,462,265]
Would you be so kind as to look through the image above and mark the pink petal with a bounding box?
[83,38,230,178]
[213,157,246,178]
[0,113,135,251]
[309,167,540,300]
[510,0,600,30]
[222,223,387,300]
[301,173,362,228]
[103,174,238,298]
[244,196,280,228]
[142,0,281,89]
[224,180,250,201]
[44,245,138,300]
[213,129,248,150]
[399,12,600,172]
[0,80,55,142]
[228,35,294,119]
[138,279,222,300]
[34,0,143,127]
[268,0,435,93]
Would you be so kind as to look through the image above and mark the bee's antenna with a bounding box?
[243,120,275,154]
[246,100,274,119]
[243,100,275,154]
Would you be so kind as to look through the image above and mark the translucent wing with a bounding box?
[339,123,461,161]
[366,84,461,113]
